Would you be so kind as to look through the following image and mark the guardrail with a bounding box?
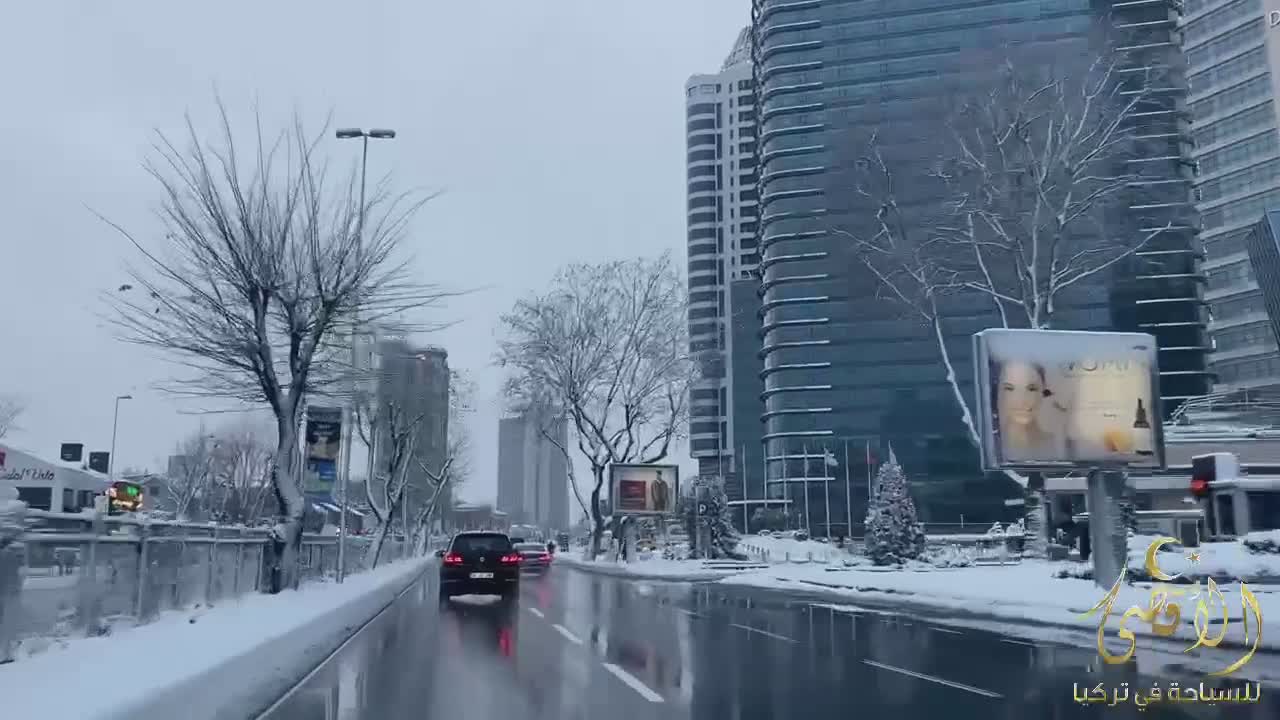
[0,509,407,662]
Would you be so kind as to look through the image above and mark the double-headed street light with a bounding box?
[334,127,397,582]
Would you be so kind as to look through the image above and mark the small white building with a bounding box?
[0,442,112,512]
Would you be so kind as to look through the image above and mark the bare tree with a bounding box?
[209,421,275,525]
[0,395,23,440]
[166,430,219,521]
[362,401,423,568]
[406,369,474,552]
[838,40,1179,543]
[497,253,693,558]
[106,102,443,591]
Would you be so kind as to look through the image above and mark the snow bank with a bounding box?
[1125,534,1280,582]
[723,561,1280,652]
[555,554,762,581]
[0,557,430,720]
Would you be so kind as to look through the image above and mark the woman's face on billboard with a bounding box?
[998,361,1043,427]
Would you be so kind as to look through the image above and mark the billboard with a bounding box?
[304,406,343,492]
[973,329,1164,471]
[609,463,679,516]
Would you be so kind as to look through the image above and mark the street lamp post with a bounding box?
[109,394,133,477]
[334,127,396,582]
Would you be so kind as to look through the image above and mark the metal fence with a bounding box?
[0,510,407,662]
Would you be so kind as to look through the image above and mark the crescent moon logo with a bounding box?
[1144,536,1182,581]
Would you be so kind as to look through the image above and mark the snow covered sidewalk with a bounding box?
[0,556,430,720]
[555,553,767,581]
[723,560,1280,653]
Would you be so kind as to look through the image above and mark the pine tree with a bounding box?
[863,460,926,566]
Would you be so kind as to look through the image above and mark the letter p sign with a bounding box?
[1271,9,1280,27]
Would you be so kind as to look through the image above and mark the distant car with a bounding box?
[437,531,520,605]
[514,542,552,574]
[757,529,773,537]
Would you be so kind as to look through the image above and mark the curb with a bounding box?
[724,574,1278,657]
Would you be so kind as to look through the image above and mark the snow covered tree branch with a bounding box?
[104,100,447,591]
[363,400,423,568]
[496,253,694,558]
[0,395,23,440]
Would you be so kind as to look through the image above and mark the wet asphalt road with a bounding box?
[261,564,1280,719]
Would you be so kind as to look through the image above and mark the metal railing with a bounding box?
[0,510,407,661]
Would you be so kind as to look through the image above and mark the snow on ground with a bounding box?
[0,557,429,720]
[1123,534,1280,582]
[737,535,852,564]
[723,559,1280,653]
[554,554,763,581]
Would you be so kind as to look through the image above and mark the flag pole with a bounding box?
[740,444,748,532]
[843,439,852,538]
[823,444,832,539]
[801,442,811,536]
[866,439,873,501]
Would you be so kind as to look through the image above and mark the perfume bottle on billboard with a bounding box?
[1132,397,1153,456]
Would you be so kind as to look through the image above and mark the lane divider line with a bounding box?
[674,608,701,618]
[553,623,583,645]
[862,659,1003,699]
[930,627,964,635]
[730,623,797,643]
[602,662,665,703]
[528,607,545,618]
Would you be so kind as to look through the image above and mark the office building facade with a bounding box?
[751,0,1210,535]
[495,409,569,531]
[1245,209,1280,349]
[685,28,761,483]
[1188,0,1280,390]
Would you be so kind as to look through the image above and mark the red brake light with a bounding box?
[500,553,521,564]
[444,553,463,565]
[540,553,552,561]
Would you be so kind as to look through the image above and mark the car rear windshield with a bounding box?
[515,543,544,552]
[451,534,512,554]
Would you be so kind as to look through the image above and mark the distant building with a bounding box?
[1244,209,1280,373]
[374,341,450,528]
[496,408,568,531]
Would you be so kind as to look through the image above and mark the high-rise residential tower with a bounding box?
[751,0,1211,535]
[685,28,761,488]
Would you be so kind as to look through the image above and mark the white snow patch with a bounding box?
[0,557,430,720]
[555,555,760,580]
[722,560,1280,652]
[1126,534,1280,581]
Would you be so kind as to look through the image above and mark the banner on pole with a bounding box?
[304,406,343,493]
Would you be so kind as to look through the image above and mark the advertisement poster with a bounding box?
[609,463,679,515]
[305,406,343,492]
[973,329,1164,470]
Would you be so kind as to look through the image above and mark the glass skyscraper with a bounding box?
[750,0,1211,535]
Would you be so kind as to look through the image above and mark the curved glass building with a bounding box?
[750,0,1211,536]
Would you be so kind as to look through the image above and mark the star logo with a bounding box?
[1186,551,1202,564]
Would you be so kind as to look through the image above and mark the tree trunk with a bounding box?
[589,468,606,559]
[268,416,306,593]
[368,516,393,569]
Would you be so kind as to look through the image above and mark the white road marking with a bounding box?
[602,662,665,703]
[730,623,797,643]
[527,607,545,618]
[1000,638,1037,648]
[674,608,701,618]
[553,623,583,645]
[863,660,1003,698]
[930,626,964,635]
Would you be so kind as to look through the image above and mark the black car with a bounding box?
[437,531,520,604]
[514,542,553,574]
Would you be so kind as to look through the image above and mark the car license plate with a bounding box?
[470,572,494,579]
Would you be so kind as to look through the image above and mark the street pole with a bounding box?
[108,394,132,478]
[823,445,832,539]
[801,442,810,536]
[740,444,747,533]
[334,127,396,583]
[843,440,852,539]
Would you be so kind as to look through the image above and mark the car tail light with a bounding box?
[500,553,521,564]
[444,553,463,565]
[540,553,552,562]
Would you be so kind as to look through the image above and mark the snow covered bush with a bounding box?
[928,545,974,568]
[863,460,926,566]
[1242,530,1280,555]
[0,484,25,548]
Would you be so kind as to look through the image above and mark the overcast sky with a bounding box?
[1,0,743,507]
